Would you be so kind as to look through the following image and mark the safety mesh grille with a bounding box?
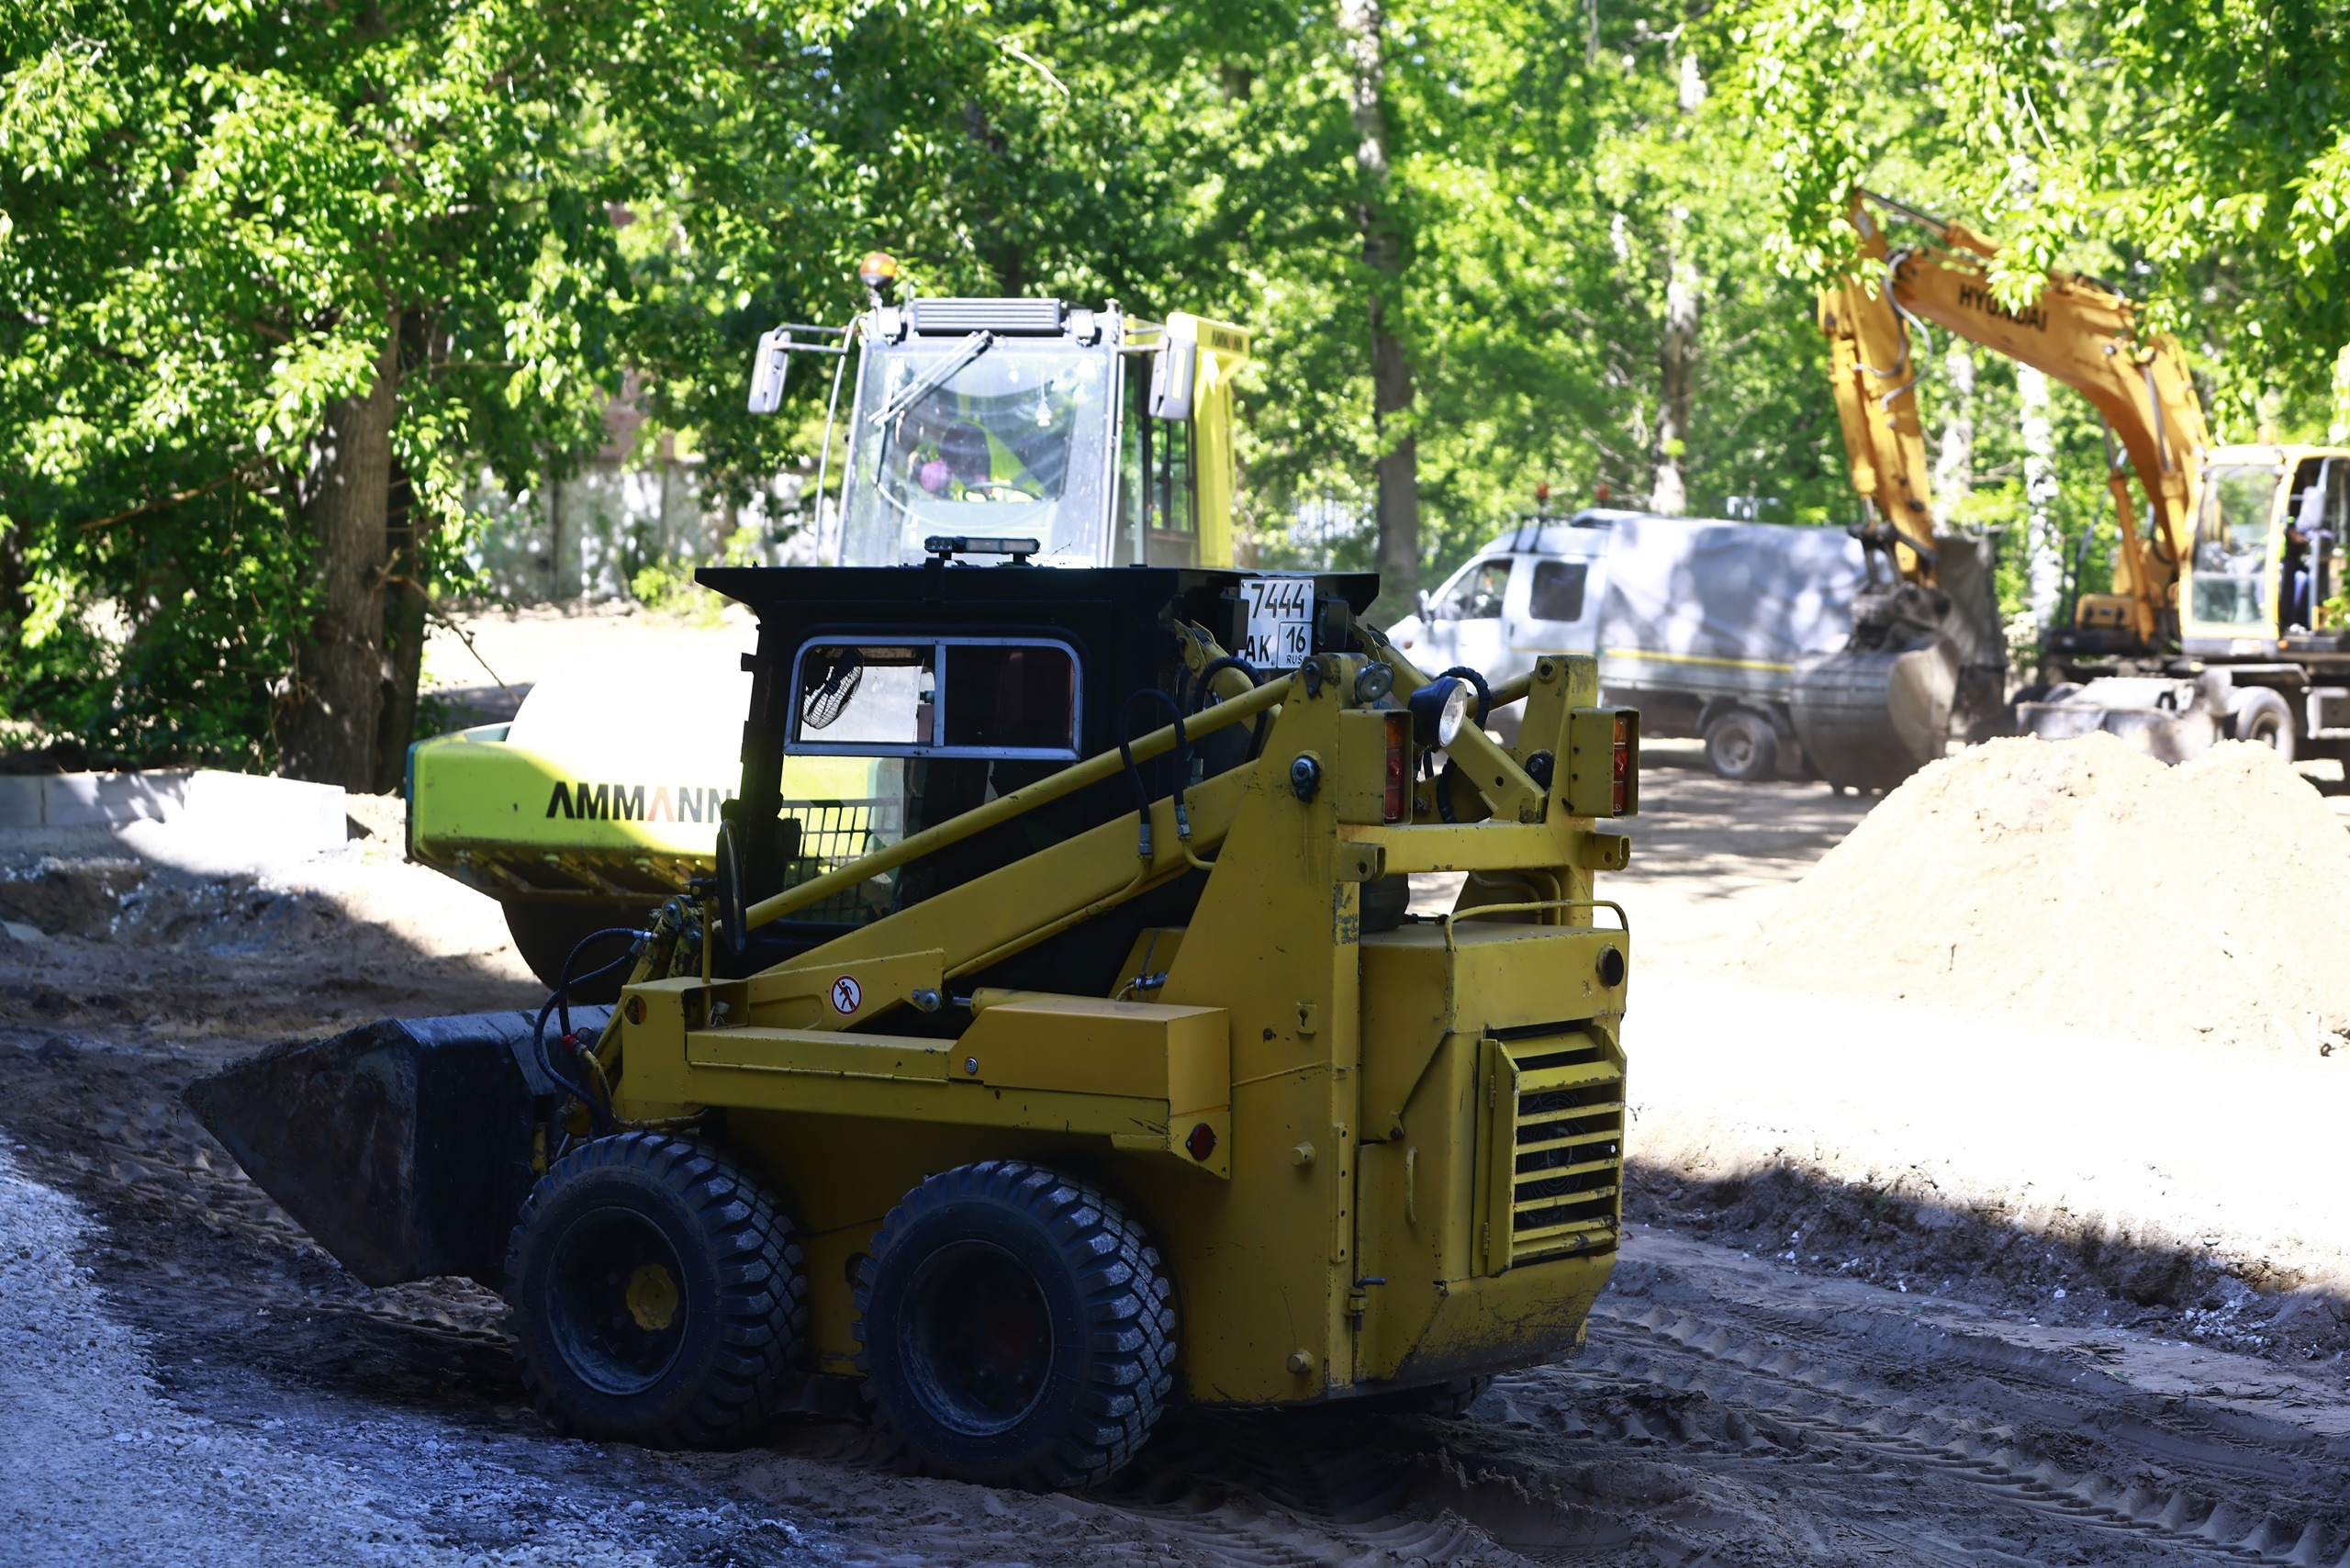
[1503,1035,1623,1264]
[776,798,902,924]
[908,298,1066,336]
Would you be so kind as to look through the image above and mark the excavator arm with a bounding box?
[1818,247,1938,580]
[1818,190,2210,644]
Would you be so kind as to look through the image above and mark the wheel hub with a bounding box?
[901,1240,1053,1436]
[548,1205,689,1396]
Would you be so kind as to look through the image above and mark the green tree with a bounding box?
[1740,0,2350,434]
[0,0,672,784]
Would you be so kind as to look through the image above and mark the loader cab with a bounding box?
[698,559,1377,988]
[749,292,1250,572]
[2181,444,2350,653]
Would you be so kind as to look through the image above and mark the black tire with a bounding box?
[855,1161,1177,1490]
[504,900,654,1001]
[2228,687,2298,761]
[1703,709,1780,782]
[505,1133,808,1446]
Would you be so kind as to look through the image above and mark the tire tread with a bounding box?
[853,1159,1176,1489]
[505,1131,808,1447]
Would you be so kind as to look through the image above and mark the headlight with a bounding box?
[1408,677,1472,748]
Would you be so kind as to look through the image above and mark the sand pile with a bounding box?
[1740,734,2350,1052]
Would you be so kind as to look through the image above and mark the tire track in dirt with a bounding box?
[14,1021,2350,1564]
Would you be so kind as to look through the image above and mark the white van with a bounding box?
[1389,509,1870,780]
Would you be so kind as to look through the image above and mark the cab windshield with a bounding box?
[2191,465,2282,626]
[839,339,1115,566]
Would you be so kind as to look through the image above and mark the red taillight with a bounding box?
[1383,711,1408,823]
[1611,711,1632,815]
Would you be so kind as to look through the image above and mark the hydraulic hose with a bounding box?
[1116,689,1192,863]
[1188,655,1260,713]
[532,925,646,1136]
[1189,654,1271,760]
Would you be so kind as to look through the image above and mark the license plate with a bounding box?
[1239,577,1315,669]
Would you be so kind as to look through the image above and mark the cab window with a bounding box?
[789,639,1080,759]
[2191,465,2280,626]
[1118,369,1195,564]
[778,638,1080,925]
[1434,560,1511,620]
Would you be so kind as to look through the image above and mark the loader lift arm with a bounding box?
[1818,188,2210,645]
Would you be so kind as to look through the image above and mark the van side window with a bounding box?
[1528,560,1587,622]
[1437,561,1511,620]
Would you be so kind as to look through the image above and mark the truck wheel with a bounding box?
[504,900,652,1002]
[505,1133,808,1447]
[855,1161,1177,1490]
[1704,709,1780,782]
[2228,687,2298,761]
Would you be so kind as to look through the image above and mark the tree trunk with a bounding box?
[2019,365,2063,633]
[1650,49,1707,517]
[1339,0,1418,620]
[279,318,400,790]
[1932,342,1975,529]
[372,453,428,794]
[1651,243,1698,515]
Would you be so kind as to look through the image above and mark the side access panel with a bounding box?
[1354,1026,1624,1384]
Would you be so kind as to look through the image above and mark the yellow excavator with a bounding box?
[1815,189,2350,775]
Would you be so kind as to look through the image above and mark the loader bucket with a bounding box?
[1788,639,1958,792]
[184,1007,603,1288]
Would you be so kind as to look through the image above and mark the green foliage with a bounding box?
[1740,0,2350,434]
[0,0,670,760]
[10,0,2347,766]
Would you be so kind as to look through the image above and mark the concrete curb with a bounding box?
[0,770,348,857]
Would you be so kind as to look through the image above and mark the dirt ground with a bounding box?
[5,661,2350,1563]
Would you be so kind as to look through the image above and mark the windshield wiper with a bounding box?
[869,331,994,427]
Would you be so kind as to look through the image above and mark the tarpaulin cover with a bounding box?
[1591,514,1868,692]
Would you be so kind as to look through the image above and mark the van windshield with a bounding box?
[839,341,1115,566]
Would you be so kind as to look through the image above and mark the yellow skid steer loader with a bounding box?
[189,555,1639,1487]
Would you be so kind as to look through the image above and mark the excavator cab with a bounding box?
[2177,450,2350,647]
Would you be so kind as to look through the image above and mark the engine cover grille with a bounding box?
[1482,1029,1624,1271]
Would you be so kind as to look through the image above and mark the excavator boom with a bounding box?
[1827,193,2209,645]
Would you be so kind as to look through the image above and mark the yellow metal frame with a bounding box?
[605,639,1636,1405]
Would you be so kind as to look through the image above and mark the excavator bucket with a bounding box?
[184,1008,600,1288]
[1788,638,1958,792]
